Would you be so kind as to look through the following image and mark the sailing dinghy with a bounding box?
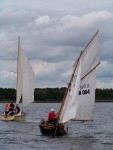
[39,30,100,136]
[1,36,35,121]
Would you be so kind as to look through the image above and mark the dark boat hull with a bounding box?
[39,120,67,136]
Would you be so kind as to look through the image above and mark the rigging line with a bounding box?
[62,80,69,85]
[81,62,100,80]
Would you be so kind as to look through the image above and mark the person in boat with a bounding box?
[8,103,15,116]
[15,104,20,114]
[4,104,10,115]
[48,108,58,124]
[10,103,15,109]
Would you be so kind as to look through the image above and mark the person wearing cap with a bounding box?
[48,108,58,123]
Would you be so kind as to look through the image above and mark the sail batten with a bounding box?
[81,62,100,80]
[59,30,100,123]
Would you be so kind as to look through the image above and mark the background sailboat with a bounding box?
[16,36,35,109]
[1,36,35,121]
[39,30,100,135]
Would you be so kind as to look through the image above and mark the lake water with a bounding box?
[0,103,113,150]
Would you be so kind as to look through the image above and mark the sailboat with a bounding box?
[39,30,100,136]
[1,36,35,121]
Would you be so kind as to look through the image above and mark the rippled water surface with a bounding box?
[0,103,113,150]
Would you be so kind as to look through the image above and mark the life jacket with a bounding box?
[5,104,10,110]
[48,111,57,120]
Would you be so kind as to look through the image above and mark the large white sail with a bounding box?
[22,50,35,107]
[16,37,35,107]
[59,30,100,123]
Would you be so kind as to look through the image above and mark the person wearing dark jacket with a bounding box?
[8,106,14,116]
[8,103,15,115]
[16,105,20,114]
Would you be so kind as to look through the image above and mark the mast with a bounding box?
[16,36,23,106]
[16,36,20,104]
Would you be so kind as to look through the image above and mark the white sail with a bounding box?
[22,50,35,107]
[59,30,100,123]
[75,69,95,120]
[16,36,35,107]
[59,59,81,123]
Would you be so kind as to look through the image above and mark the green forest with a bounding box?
[0,87,113,103]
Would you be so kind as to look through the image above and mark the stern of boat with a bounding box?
[13,110,26,121]
[39,119,67,136]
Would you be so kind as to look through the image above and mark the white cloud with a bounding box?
[96,79,113,89]
[33,60,72,77]
[0,70,16,88]
[33,61,57,77]
[61,68,72,78]
[34,15,50,25]
[61,11,113,29]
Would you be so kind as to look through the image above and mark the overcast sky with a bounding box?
[0,0,113,89]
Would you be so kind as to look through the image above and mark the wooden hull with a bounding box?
[39,120,67,136]
[13,114,25,121]
[0,115,14,121]
[0,111,26,121]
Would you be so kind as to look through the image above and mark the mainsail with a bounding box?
[59,30,100,123]
[16,36,35,107]
[22,50,35,107]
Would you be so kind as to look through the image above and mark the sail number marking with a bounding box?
[79,83,90,95]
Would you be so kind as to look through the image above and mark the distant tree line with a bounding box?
[95,88,113,102]
[0,88,16,102]
[0,87,113,102]
[34,87,66,102]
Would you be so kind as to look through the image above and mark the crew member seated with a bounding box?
[8,107,14,116]
[48,108,58,124]
[16,104,20,114]
[4,104,10,115]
